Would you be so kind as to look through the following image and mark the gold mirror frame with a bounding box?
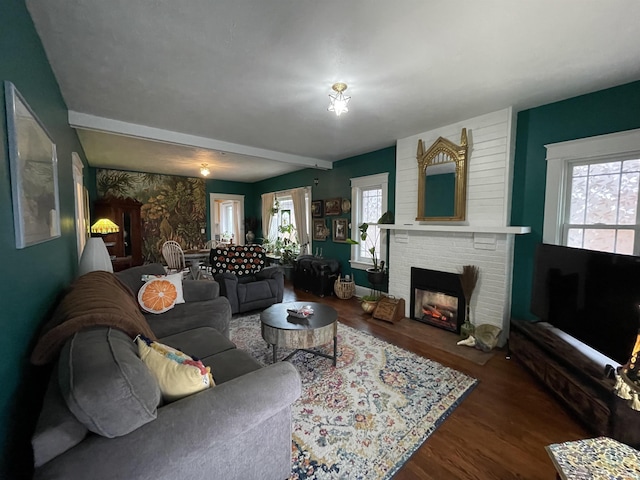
[416,128,468,222]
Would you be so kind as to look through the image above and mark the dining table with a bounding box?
[183,249,211,280]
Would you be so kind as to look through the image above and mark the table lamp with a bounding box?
[77,219,120,276]
[90,218,120,235]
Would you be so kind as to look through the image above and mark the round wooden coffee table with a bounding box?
[260,302,338,366]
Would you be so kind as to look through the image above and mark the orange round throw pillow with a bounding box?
[138,279,178,314]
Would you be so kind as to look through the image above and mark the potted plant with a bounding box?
[348,222,387,285]
[347,222,388,313]
[276,223,299,282]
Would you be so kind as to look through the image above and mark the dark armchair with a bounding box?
[210,245,284,314]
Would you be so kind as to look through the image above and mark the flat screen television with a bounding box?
[531,243,640,365]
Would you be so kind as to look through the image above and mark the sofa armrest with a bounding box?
[255,265,283,280]
[214,273,240,314]
[35,363,301,480]
[182,279,219,301]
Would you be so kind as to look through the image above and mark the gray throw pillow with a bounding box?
[58,327,161,438]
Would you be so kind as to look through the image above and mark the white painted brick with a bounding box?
[390,108,517,343]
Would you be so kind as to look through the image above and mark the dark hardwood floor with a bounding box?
[283,284,589,479]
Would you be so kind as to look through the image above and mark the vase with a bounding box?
[460,304,475,339]
[361,299,379,314]
[245,230,255,244]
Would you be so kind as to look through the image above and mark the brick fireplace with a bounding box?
[386,108,529,345]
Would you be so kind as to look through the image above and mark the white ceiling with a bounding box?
[26,0,640,182]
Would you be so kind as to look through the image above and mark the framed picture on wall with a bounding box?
[332,218,348,242]
[311,200,323,217]
[325,198,341,216]
[313,219,328,241]
[5,81,61,249]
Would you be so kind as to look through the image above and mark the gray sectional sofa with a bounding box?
[31,264,301,480]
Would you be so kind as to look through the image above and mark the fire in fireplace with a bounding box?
[410,267,466,333]
[414,289,459,331]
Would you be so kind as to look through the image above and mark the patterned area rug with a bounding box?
[230,314,478,480]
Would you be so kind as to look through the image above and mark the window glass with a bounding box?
[350,173,388,270]
[565,158,640,255]
[359,187,382,261]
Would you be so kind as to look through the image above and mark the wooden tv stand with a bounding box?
[510,318,640,446]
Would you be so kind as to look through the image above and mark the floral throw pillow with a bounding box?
[136,335,214,403]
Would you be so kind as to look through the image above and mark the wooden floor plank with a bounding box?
[283,285,589,479]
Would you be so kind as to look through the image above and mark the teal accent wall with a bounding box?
[511,80,640,320]
[253,146,396,289]
[0,1,89,476]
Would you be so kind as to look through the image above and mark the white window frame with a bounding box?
[544,128,640,249]
[350,172,388,270]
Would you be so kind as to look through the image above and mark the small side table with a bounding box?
[546,436,640,479]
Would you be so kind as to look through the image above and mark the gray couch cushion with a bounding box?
[202,348,262,384]
[58,327,161,438]
[237,281,275,302]
[146,296,232,338]
[159,327,236,360]
[32,370,88,467]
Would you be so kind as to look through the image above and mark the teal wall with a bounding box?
[511,80,640,320]
[253,146,396,289]
[0,1,89,476]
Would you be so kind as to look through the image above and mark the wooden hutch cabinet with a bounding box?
[94,196,143,271]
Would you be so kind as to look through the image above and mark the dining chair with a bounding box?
[202,239,216,273]
[161,240,187,275]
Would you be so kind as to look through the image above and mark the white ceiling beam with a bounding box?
[68,111,333,170]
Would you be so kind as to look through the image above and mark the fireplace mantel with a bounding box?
[378,224,530,235]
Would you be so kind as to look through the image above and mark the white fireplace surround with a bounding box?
[386,107,529,344]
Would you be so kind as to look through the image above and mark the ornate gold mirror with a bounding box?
[416,128,468,222]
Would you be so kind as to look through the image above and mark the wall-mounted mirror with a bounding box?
[416,128,468,222]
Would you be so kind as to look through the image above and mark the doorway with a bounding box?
[209,193,245,245]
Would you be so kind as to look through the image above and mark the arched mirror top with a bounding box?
[416,128,468,222]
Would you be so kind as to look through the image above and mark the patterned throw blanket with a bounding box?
[31,271,156,365]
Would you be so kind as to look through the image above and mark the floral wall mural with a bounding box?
[96,169,206,263]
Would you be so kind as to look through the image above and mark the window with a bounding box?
[544,128,640,255]
[209,193,244,243]
[269,196,295,241]
[564,159,639,254]
[264,187,311,254]
[350,173,388,270]
[72,152,88,259]
[220,202,234,239]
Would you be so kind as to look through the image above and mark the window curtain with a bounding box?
[233,201,242,245]
[261,192,275,241]
[291,187,310,255]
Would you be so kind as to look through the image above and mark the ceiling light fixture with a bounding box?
[328,82,350,117]
[200,163,210,177]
